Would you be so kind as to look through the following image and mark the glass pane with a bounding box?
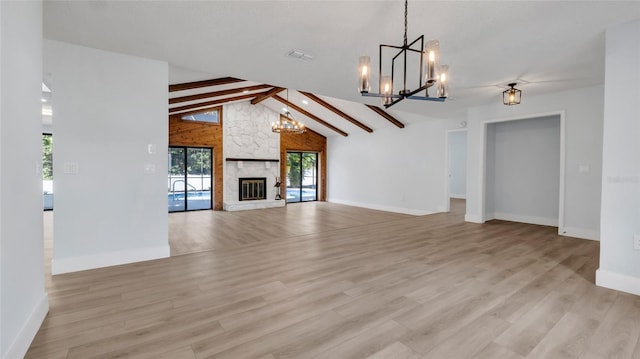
[168,147,186,212]
[286,153,302,203]
[186,148,212,210]
[181,110,219,123]
[301,153,318,202]
[43,134,53,210]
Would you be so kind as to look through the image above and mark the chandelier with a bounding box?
[503,83,522,106]
[358,0,449,108]
[272,89,306,134]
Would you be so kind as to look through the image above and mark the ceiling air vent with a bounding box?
[287,50,313,61]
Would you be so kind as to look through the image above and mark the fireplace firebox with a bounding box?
[239,177,267,201]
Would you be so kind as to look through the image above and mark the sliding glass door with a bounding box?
[286,152,318,203]
[168,147,212,212]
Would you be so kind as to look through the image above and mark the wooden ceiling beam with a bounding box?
[299,91,373,133]
[169,77,245,92]
[251,87,285,105]
[169,93,259,114]
[169,84,272,104]
[366,105,405,128]
[273,95,348,137]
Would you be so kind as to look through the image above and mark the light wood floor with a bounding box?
[30,200,640,358]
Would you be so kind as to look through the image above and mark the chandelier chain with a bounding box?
[403,0,408,45]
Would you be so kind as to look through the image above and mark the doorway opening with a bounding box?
[482,114,564,229]
[168,146,213,212]
[286,152,318,203]
[444,129,467,213]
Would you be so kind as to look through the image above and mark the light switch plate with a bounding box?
[634,234,640,250]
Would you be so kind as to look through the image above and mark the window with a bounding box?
[181,110,219,124]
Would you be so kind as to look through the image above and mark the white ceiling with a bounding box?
[43,1,640,134]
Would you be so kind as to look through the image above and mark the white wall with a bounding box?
[328,117,453,215]
[466,85,604,240]
[596,19,640,296]
[448,130,467,199]
[223,102,281,204]
[485,116,561,226]
[0,2,49,358]
[44,40,170,274]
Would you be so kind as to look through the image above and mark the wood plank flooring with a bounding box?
[30,200,640,358]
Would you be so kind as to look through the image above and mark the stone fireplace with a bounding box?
[222,102,286,211]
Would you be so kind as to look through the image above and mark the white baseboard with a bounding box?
[449,194,467,199]
[559,227,600,241]
[596,268,640,296]
[4,293,49,359]
[493,212,558,227]
[52,245,170,275]
[327,198,433,216]
[436,205,446,213]
[464,214,484,223]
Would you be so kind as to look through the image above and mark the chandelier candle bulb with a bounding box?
[437,65,449,98]
[359,56,371,93]
[425,40,440,83]
[381,75,393,106]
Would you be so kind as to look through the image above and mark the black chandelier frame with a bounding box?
[361,36,444,108]
[360,0,446,108]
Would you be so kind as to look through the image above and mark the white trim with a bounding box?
[560,227,600,241]
[52,245,170,275]
[596,269,640,296]
[557,111,566,236]
[480,111,566,233]
[484,211,495,221]
[4,293,49,359]
[464,214,484,223]
[449,194,466,199]
[327,198,432,216]
[436,205,446,213]
[493,212,558,227]
[481,122,488,222]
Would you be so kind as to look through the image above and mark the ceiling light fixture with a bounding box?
[503,83,522,106]
[272,89,306,134]
[358,0,449,108]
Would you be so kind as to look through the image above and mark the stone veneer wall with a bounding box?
[223,102,281,205]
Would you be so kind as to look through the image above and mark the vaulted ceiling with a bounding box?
[168,77,409,138]
[44,1,640,135]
